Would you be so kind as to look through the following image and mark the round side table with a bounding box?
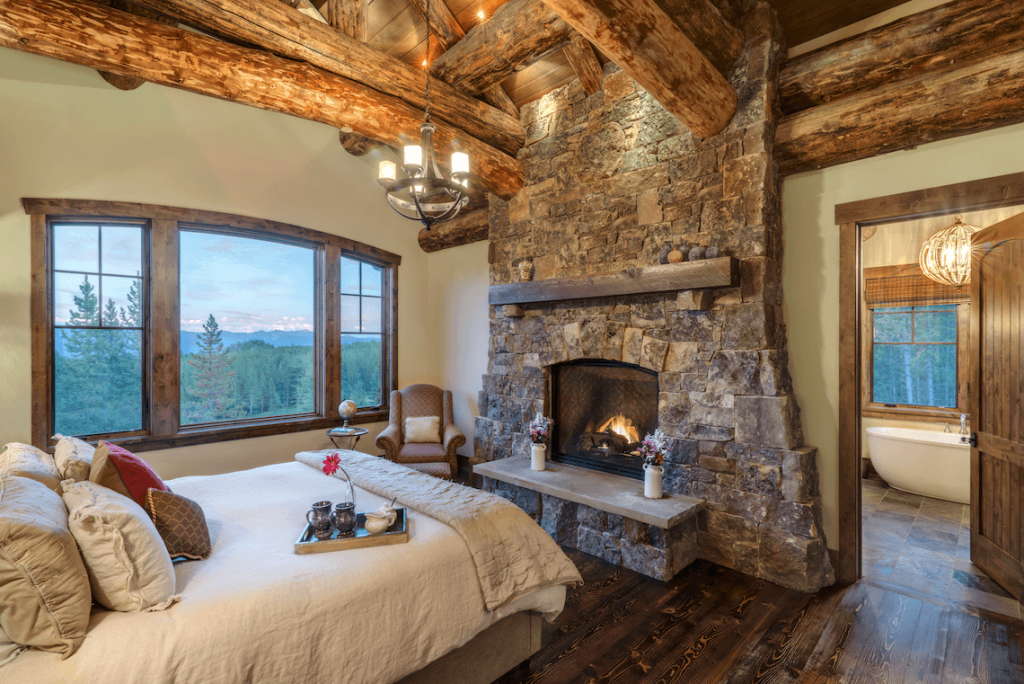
[326,426,368,451]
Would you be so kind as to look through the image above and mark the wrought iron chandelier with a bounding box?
[919,215,981,286]
[376,0,469,230]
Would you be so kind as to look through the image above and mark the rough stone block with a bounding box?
[603,70,634,102]
[502,305,525,318]
[622,327,644,364]
[698,454,736,474]
[692,405,735,428]
[515,487,542,521]
[707,351,761,395]
[540,494,579,543]
[737,462,782,498]
[580,316,607,358]
[691,482,770,524]
[640,336,669,371]
[734,396,802,450]
[756,526,834,593]
[670,311,714,348]
[663,438,697,466]
[564,322,583,360]
[665,341,698,373]
[740,257,780,305]
[577,527,622,566]
[705,508,759,545]
[658,392,691,434]
[677,290,713,311]
[637,187,663,225]
[548,331,568,364]
[771,500,819,538]
[721,302,775,351]
[701,197,744,232]
[603,321,626,361]
[782,448,819,503]
[723,153,769,199]
[759,350,794,396]
[534,254,557,281]
[621,543,669,580]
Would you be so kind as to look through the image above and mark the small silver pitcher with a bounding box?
[329,466,357,537]
[307,500,333,539]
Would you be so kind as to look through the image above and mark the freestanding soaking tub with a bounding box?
[865,427,970,504]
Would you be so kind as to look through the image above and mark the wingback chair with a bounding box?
[376,384,465,479]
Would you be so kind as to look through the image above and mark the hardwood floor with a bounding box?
[498,548,1024,684]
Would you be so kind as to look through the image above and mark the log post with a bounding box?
[130,0,524,156]
[562,32,602,95]
[324,0,364,41]
[542,0,736,139]
[0,0,524,200]
[430,0,573,96]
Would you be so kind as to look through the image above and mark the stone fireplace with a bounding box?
[472,0,834,593]
[551,360,658,479]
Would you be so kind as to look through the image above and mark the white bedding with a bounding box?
[3,461,567,684]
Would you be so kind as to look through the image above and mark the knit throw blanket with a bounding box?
[294,450,582,612]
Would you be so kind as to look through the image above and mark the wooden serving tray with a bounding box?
[294,508,409,554]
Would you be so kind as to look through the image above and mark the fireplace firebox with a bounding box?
[550,360,659,480]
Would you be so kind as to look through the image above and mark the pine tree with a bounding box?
[184,314,239,423]
[119,278,142,327]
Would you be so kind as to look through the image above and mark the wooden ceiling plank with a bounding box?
[129,0,525,156]
[500,51,570,98]
[776,49,1024,176]
[562,32,601,94]
[780,0,1024,115]
[0,0,524,200]
[542,0,736,138]
[324,0,366,40]
[430,0,573,96]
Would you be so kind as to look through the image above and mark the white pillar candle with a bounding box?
[531,444,546,471]
[377,160,396,184]
[404,145,422,168]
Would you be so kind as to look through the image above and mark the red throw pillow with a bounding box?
[90,441,169,507]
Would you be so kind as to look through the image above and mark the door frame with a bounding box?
[834,171,1024,583]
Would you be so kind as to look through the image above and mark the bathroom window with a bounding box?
[871,305,958,408]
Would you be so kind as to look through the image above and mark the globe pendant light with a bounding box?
[376,0,469,230]
[919,215,981,286]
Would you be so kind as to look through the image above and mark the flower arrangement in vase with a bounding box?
[528,413,553,471]
[637,429,668,499]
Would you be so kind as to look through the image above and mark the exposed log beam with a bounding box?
[417,208,489,252]
[776,50,1024,176]
[279,0,327,23]
[0,0,523,200]
[651,0,743,76]
[324,0,364,41]
[542,0,736,139]
[562,32,602,94]
[338,130,395,156]
[99,71,145,90]
[780,0,1024,115]
[480,85,519,119]
[98,0,179,90]
[430,0,572,96]
[129,0,524,156]
[406,0,520,120]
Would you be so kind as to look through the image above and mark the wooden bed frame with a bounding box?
[400,611,542,684]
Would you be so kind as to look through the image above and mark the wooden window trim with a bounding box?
[835,170,1024,585]
[26,198,401,453]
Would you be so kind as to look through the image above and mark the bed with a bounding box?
[2,450,582,684]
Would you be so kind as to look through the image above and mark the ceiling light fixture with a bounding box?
[377,0,470,230]
[919,215,981,286]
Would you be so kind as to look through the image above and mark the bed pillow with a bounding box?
[62,480,179,612]
[405,416,441,444]
[0,627,27,668]
[90,441,169,508]
[0,476,92,658]
[1,442,63,494]
[144,489,212,561]
[52,434,95,483]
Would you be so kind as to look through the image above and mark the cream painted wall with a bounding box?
[425,241,491,459]
[0,47,440,480]
[782,121,1024,549]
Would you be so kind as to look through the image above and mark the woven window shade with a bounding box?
[863,264,969,309]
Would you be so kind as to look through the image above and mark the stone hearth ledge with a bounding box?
[474,458,703,528]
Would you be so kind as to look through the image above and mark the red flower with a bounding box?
[322,453,341,476]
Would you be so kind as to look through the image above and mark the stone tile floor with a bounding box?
[862,472,1023,619]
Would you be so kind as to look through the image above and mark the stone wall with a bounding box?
[473,0,834,593]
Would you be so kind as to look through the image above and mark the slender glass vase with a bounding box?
[531,443,546,471]
[643,464,663,499]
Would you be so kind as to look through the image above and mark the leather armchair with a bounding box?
[376,384,465,479]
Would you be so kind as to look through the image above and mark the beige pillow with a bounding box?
[1,442,63,494]
[0,627,26,667]
[52,434,94,483]
[62,480,179,613]
[405,416,442,444]
[0,475,92,658]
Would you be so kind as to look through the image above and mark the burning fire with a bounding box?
[597,413,639,443]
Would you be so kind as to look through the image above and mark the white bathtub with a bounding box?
[865,427,970,504]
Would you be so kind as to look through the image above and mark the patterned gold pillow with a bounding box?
[143,489,212,561]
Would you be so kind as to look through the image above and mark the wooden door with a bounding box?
[971,210,1024,600]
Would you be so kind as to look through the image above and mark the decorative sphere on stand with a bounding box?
[338,400,358,428]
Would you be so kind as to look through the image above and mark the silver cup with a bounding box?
[307,500,333,539]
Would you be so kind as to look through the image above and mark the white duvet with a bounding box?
[3,461,568,684]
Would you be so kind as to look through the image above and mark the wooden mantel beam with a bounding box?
[0,0,524,200]
[431,0,573,97]
[542,0,736,139]
[406,0,519,119]
[127,0,524,157]
[776,49,1024,176]
[780,0,1024,115]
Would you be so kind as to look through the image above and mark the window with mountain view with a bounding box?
[52,222,145,436]
[872,305,958,408]
[340,256,383,408]
[179,230,316,425]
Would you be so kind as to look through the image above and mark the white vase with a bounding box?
[531,443,546,471]
[643,464,663,499]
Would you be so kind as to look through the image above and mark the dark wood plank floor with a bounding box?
[498,548,1024,684]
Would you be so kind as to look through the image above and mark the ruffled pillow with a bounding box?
[1,442,63,494]
[52,434,95,483]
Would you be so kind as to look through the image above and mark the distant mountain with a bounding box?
[54,329,373,357]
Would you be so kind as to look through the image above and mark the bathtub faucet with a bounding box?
[959,414,968,436]
[944,423,951,434]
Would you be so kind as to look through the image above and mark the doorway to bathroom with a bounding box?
[836,172,1024,619]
